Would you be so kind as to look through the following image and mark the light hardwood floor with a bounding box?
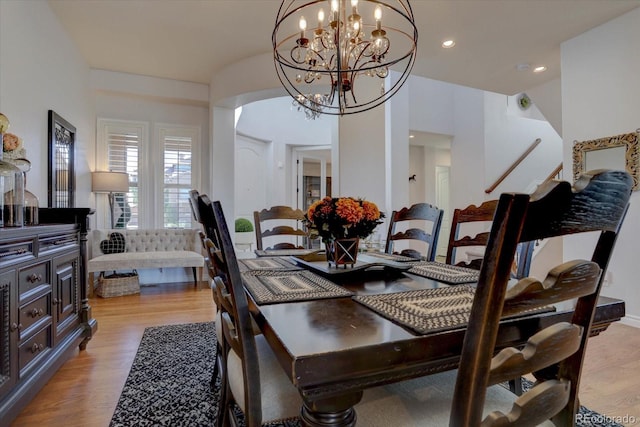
[9,282,640,426]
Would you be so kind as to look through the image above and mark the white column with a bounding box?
[211,105,236,231]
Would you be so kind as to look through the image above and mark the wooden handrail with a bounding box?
[543,163,563,184]
[485,138,542,194]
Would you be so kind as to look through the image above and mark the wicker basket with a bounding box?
[96,272,140,298]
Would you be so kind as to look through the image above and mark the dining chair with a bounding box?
[446,199,535,279]
[189,189,202,224]
[210,200,303,427]
[253,205,310,250]
[197,194,268,427]
[356,169,633,426]
[384,202,444,260]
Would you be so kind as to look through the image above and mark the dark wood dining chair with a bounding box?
[384,202,444,260]
[446,199,535,279]
[253,205,310,250]
[197,194,266,427]
[210,200,302,427]
[356,169,633,426]
[189,189,202,224]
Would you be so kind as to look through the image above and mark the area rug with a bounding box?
[110,322,623,427]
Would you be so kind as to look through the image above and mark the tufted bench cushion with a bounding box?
[88,229,205,292]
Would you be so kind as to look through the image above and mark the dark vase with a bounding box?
[325,238,360,268]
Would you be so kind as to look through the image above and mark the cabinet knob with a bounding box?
[10,322,23,332]
[27,273,42,283]
[30,343,44,353]
[52,298,59,305]
[29,308,44,318]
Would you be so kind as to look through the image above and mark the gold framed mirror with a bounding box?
[572,130,639,191]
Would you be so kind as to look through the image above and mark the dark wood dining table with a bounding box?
[245,253,625,427]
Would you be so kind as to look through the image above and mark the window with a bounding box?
[158,125,199,228]
[97,119,200,229]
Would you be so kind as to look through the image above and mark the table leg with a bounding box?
[301,391,362,427]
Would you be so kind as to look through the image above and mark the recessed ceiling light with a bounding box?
[533,66,547,73]
[442,40,455,48]
[409,134,415,138]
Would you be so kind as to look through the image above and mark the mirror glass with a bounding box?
[48,110,76,207]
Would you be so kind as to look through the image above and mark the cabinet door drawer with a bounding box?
[19,262,50,297]
[39,232,79,254]
[19,324,52,376]
[19,293,52,337]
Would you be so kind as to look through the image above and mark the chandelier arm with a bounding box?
[274,0,417,116]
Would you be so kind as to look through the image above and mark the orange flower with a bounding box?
[362,200,380,221]
[303,196,384,240]
[335,197,364,224]
[307,199,322,219]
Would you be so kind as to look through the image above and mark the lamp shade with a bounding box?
[91,171,129,193]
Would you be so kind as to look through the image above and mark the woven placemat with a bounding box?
[242,270,353,305]
[354,285,477,334]
[364,252,420,263]
[254,249,320,257]
[239,257,301,272]
[408,261,480,284]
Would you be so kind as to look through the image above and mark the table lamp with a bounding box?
[92,171,129,228]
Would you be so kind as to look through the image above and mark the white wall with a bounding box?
[484,91,563,195]
[0,0,94,210]
[561,8,640,325]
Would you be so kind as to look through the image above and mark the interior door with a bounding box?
[235,137,267,222]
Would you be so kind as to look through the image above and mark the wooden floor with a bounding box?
[9,282,640,426]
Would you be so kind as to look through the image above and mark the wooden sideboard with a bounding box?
[0,208,96,425]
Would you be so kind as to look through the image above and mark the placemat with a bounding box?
[239,257,301,272]
[354,286,555,335]
[242,270,353,305]
[353,285,477,334]
[364,252,421,263]
[408,261,480,284]
[254,249,320,257]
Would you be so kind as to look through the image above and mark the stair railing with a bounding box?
[485,138,542,194]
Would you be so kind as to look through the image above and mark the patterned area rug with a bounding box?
[110,322,218,426]
[241,270,353,304]
[111,323,623,427]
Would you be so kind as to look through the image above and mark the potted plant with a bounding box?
[234,218,254,248]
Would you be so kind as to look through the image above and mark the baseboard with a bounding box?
[620,315,640,328]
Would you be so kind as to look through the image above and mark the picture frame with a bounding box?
[48,110,76,207]
[572,130,639,191]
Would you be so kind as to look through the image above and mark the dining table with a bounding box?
[240,250,625,427]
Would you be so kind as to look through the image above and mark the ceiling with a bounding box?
[48,0,640,97]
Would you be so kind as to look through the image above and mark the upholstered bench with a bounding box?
[88,228,205,296]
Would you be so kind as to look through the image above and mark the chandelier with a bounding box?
[273,0,418,116]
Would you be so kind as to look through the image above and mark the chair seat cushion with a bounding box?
[356,370,554,426]
[227,335,302,423]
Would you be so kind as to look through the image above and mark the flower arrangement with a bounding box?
[305,196,384,241]
[3,132,23,152]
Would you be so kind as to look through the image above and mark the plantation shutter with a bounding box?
[162,132,193,228]
[105,124,141,229]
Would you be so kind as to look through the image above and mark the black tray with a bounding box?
[291,252,412,276]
